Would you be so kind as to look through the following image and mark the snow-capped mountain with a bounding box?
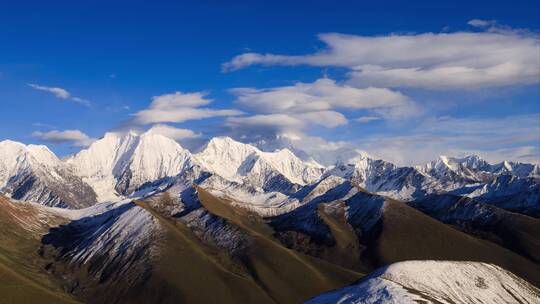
[325,155,441,201]
[466,174,540,217]
[0,134,539,304]
[487,160,540,178]
[419,155,539,183]
[306,261,540,304]
[249,133,372,166]
[419,155,492,183]
[0,133,538,218]
[66,131,194,201]
[0,140,97,208]
[195,137,324,191]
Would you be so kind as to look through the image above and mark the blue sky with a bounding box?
[1,0,539,165]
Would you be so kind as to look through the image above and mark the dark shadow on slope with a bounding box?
[270,181,355,245]
[409,193,540,264]
[40,202,153,290]
[360,199,540,288]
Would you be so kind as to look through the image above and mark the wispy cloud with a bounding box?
[32,122,57,129]
[28,83,92,106]
[467,19,496,28]
[355,114,540,165]
[31,129,96,147]
[226,78,414,132]
[231,78,408,113]
[467,19,531,34]
[355,116,381,123]
[245,114,540,166]
[146,124,201,140]
[131,91,242,125]
[223,22,540,90]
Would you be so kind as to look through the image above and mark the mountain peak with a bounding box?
[67,129,192,201]
[0,140,60,167]
[196,136,259,181]
[196,137,323,185]
[0,139,26,147]
[427,154,487,172]
[206,136,252,150]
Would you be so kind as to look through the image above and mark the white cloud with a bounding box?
[31,129,96,147]
[347,62,538,90]
[355,115,540,165]
[297,111,348,128]
[468,19,495,28]
[226,114,305,131]
[146,124,201,140]
[247,114,539,166]
[28,84,69,98]
[224,26,540,89]
[355,116,381,123]
[466,19,529,35]
[32,122,56,129]
[150,91,211,108]
[131,91,242,125]
[231,78,408,112]
[225,111,347,134]
[28,83,92,106]
[227,78,412,132]
[222,53,292,72]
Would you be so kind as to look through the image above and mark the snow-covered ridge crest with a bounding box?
[194,136,324,186]
[307,260,540,304]
[0,140,60,187]
[419,154,539,180]
[1,133,538,214]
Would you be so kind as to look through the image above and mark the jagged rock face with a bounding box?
[306,261,540,304]
[66,131,193,201]
[0,140,97,208]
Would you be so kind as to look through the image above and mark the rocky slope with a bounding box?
[0,140,97,208]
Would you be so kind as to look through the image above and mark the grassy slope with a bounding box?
[124,200,277,304]
[0,196,79,304]
[373,199,540,287]
[316,202,364,271]
[411,195,540,264]
[195,187,362,304]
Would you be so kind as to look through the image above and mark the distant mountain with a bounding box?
[1,134,539,303]
[0,140,97,208]
[306,261,540,304]
[2,135,538,217]
[466,174,540,217]
[418,155,539,183]
[270,189,540,287]
[325,156,439,201]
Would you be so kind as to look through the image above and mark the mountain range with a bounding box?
[0,130,539,303]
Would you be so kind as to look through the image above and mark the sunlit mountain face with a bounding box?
[1,1,539,303]
[0,133,539,303]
